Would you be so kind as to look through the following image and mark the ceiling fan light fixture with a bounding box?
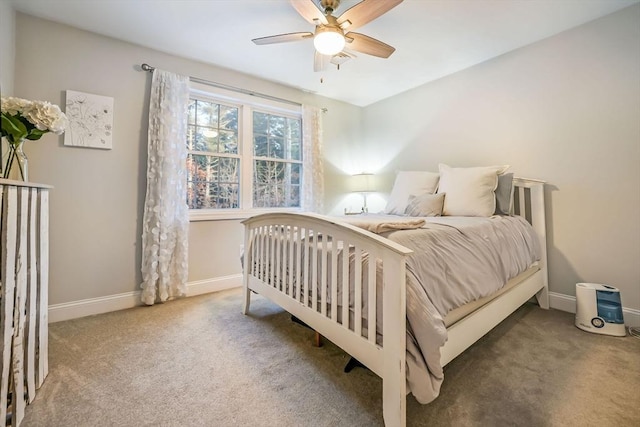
[313,28,345,56]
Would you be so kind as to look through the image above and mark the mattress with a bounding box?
[442,265,539,327]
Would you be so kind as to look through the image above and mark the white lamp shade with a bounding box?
[351,173,375,193]
[314,30,345,56]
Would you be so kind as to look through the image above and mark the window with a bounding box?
[186,88,302,219]
[187,99,240,209]
[252,111,302,208]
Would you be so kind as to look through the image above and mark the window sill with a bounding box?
[189,207,303,222]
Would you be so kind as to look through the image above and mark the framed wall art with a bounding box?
[64,90,114,149]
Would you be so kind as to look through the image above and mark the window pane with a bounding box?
[216,183,239,208]
[188,154,239,209]
[187,125,196,150]
[218,157,239,182]
[196,100,218,127]
[253,135,268,157]
[188,100,196,124]
[253,113,302,161]
[288,118,301,140]
[218,130,238,154]
[190,127,218,152]
[269,137,284,159]
[269,116,286,137]
[219,105,238,131]
[188,100,239,155]
[290,139,301,161]
[290,163,301,185]
[253,111,268,133]
[187,154,208,182]
[253,160,300,208]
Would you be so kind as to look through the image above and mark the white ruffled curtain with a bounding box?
[301,105,324,212]
[140,69,190,305]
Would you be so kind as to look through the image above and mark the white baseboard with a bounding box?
[185,275,242,297]
[48,274,242,323]
[549,291,640,327]
[48,285,640,327]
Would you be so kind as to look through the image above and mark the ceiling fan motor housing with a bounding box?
[320,0,341,14]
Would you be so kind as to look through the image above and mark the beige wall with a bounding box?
[0,0,15,95]
[13,13,361,305]
[351,5,640,309]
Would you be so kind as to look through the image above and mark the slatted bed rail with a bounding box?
[242,178,548,427]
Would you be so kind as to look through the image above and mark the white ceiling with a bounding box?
[10,0,639,106]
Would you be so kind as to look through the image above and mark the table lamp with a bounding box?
[351,173,375,213]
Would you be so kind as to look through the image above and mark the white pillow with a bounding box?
[437,164,510,217]
[384,171,440,215]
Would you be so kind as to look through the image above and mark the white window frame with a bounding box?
[188,83,303,221]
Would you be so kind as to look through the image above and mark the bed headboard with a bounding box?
[512,177,548,293]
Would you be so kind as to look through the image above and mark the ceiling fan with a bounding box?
[252,0,403,71]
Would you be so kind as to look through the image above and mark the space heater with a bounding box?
[575,283,626,337]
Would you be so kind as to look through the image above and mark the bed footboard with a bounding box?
[242,212,412,427]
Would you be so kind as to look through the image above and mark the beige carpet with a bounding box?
[21,289,640,426]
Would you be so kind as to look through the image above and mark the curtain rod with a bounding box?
[141,63,303,107]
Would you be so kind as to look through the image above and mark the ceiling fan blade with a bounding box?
[344,32,395,58]
[252,32,314,45]
[337,0,403,31]
[290,0,328,25]
[314,51,330,72]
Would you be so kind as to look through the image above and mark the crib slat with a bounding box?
[257,227,263,280]
[254,227,260,279]
[368,250,377,343]
[278,226,285,292]
[272,226,278,289]
[311,230,318,312]
[341,241,349,329]
[260,226,267,280]
[275,226,282,290]
[320,235,328,316]
[354,247,362,337]
[303,228,310,306]
[295,227,302,301]
[251,228,258,276]
[255,227,260,279]
[330,238,338,322]
[249,228,255,277]
[269,226,276,287]
[287,226,294,297]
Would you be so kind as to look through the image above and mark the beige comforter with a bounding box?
[248,214,541,404]
[341,214,541,403]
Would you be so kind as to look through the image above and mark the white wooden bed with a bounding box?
[241,177,548,427]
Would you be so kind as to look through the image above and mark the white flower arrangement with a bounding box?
[1,96,68,144]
